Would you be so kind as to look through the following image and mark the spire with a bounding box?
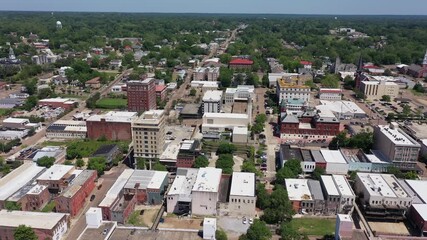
[8,47,15,60]
[423,49,427,65]
[357,54,363,72]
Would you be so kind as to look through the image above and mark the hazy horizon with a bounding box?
[0,0,426,16]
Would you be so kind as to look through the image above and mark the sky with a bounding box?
[0,0,426,15]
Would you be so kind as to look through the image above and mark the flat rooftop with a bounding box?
[203,112,248,120]
[285,179,313,201]
[321,175,340,196]
[405,180,427,203]
[203,90,223,102]
[377,125,419,147]
[109,229,202,240]
[320,150,347,164]
[159,144,180,161]
[412,204,427,221]
[0,163,45,201]
[37,164,74,181]
[124,170,167,190]
[0,210,67,229]
[357,173,408,198]
[86,111,138,123]
[230,172,255,197]
[332,175,354,197]
[167,168,199,202]
[192,167,222,193]
[2,117,29,124]
[79,222,116,240]
[99,169,134,207]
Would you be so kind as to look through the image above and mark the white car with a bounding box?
[249,218,254,224]
[242,217,247,224]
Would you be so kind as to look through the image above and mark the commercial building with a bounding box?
[320,150,349,175]
[276,76,311,103]
[0,163,46,209]
[85,77,101,89]
[190,81,219,90]
[320,175,355,214]
[2,117,41,130]
[285,179,317,214]
[319,88,342,101]
[360,80,399,101]
[203,218,217,240]
[280,98,308,114]
[132,110,165,159]
[193,67,219,81]
[55,170,97,217]
[202,90,223,114]
[202,112,250,136]
[224,85,255,104]
[191,167,222,215]
[335,214,354,240]
[373,123,421,170]
[46,120,87,139]
[408,204,427,236]
[86,111,138,141]
[167,168,199,214]
[0,210,69,240]
[32,146,66,163]
[229,58,253,70]
[354,172,412,220]
[123,170,168,205]
[229,172,256,217]
[36,165,75,193]
[279,144,303,169]
[316,100,366,120]
[232,126,249,143]
[176,140,201,168]
[38,98,77,110]
[98,169,136,223]
[155,84,167,101]
[127,79,157,113]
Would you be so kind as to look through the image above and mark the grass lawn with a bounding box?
[41,141,69,147]
[0,108,13,116]
[127,210,147,227]
[291,218,335,236]
[95,98,127,109]
[41,201,56,212]
[66,139,130,158]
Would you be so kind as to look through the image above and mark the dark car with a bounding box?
[90,195,95,201]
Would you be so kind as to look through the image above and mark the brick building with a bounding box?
[176,140,201,168]
[38,98,78,110]
[86,111,138,141]
[127,79,157,113]
[8,184,50,211]
[155,84,167,101]
[55,170,97,217]
[229,58,253,70]
[36,165,75,194]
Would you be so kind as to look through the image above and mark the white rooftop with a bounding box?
[321,175,340,196]
[0,210,67,229]
[167,168,199,201]
[64,126,87,132]
[230,172,255,197]
[377,124,419,147]
[412,204,427,221]
[53,120,86,126]
[124,170,167,190]
[37,164,74,181]
[159,144,180,162]
[192,167,222,193]
[337,214,353,223]
[87,111,138,123]
[233,126,248,135]
[285,179,312,201]
[317,100,366,115]
[203,112,249,120]
[405,180,427,203]
[39,97,75,103]
[332,175,354,197]
[99,169,134,207]
[0,163,45,201]
[203,90,223,102]
[3,117,29,124]
[357,172,408,198]
[320,150,347,164]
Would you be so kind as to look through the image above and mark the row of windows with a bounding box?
[230,198,254,204]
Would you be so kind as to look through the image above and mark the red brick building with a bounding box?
[38,98,78,110]
[127,78,157,113]
[155,84,167,102]
[176,140,200,168]
[55,170,97,217]
[86,111,138,141]
[19,185,50,211]
[36,165,75,194]
[229,58,253,70]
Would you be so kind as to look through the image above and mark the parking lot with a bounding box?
[218,216,251,239]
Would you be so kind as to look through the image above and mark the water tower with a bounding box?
[56,21,62,29]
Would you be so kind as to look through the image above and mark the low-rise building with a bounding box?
[190,81,219,90]
[354,172,412,220]
[321,175,355,214]
[229,58,253,70]
[38,98,77,110]
[36,165,75,194]
[360,80,399,101]
[202,113,250,137]
[224,85,255,104]
[286,179,315,214]
[31,146,66,163]
[85,77,101,89]
[316,100,366,120]
[91,144,121,165]
[7,184,50,211]
[0,210,69,240]
[176,140,201,168]
[86,111,137,141]
[55,170,97,217]
[320,150,349,175]
[155,84,167,101]
[229,172,256,217]
[202,90,223,114]
[123,170,168,205]
[46,120,87,139]
[203,218,217,240]
[319,88,342,101]
[192,167,222,216]
[167,168,199,214]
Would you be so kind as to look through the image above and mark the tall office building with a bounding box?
[127,79,157,113]
[132,110,165,160]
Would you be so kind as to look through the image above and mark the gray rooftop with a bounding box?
[308,180,324,200]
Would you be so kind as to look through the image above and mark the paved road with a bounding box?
[65,164,127,240]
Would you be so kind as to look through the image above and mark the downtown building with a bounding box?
[132,110,166,159]
[127,79,157,113]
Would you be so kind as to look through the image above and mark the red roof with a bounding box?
[229,58,253,65]
[155,85,167,92]
[86,77,100,84]
[363,65,379,69]
[300,61,313,65]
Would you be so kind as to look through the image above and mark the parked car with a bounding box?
[242,217,247,224]
[249,218,254,224]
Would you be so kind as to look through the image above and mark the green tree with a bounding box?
[189,88,197,96]
[217,142,237,155]
[219,53,232,64]
[261,185,294,224]
[276,167,297,185]
[321,74,340,88]
[279,222,307,240]
[64,160,74,165]
[36,156,56,168]
[405,171,418,180]
[152,160,167,171]
[75,158,85,168]
[23,78,37,95]
[312,166,325,181]
[5,201,21,210]
[136,158,146,170]
[23,95,38,111]
[14,225,38,240]
[256,183,270,209]
[262,74,269,87]
[402,104,412,116]
[381,95,391,102]
[239,220,271,240]
[193,155,209,168]
[218,67,233,88]
[343,76,355,90]
[413,83,425,93]
[216,154,234,174]
[241,161,259,175]
[88,157,107,176]
[216,229,228,240]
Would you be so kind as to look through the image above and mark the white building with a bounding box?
[85,207,103,228]
[190,81,219,90]
[202,113,250,134]
[354,172,412,211]
[229,172,256,217]
[321,175,355,214]
[224,85,255,104]
[232,126,249,143]
[193,67,220,81]
[203,218,217,240]
[335,214,354,240]
[316,100,366,120]
[166,168,198,214]
[276,77,311,103]
[320,150,349,175]
[373,123,420,170]
[319,88,342,101]
[46,120,87,139]
[202,90,223,114]
[191,167,222,216]
[132,110,165,159]
[360,80,399,101]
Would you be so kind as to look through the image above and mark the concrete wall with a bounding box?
[228,195,256,217]
[192,191,218,216]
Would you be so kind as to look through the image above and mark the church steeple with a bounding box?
[423,49,427,66]
[357,54,363,72]
[8,47,16,60]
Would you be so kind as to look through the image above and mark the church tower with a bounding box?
[8,47,16,60]
[423,49,427,69]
